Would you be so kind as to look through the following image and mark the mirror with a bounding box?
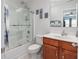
[50,0,78,27]
[63,9,78,27]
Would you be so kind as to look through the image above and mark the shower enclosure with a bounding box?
[4,2,34,50]
[1,0,35,59]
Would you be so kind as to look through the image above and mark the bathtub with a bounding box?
[2,42,32,59]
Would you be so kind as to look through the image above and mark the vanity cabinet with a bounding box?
[43,37,77,59]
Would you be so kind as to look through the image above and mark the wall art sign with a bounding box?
[40,9,43,19]
[44,12,48,18]
[36,9,39,15]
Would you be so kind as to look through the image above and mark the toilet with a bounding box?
[28,44,41,54]
[28,34,43,59]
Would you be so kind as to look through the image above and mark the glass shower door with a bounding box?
[4,5,33,50]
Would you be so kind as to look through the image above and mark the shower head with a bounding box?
[16,1,35,14]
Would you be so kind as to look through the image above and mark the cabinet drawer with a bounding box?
[43,37,59,47]
[62,41,77,52]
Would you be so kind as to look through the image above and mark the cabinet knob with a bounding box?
[72,43,78,47]
[56,51,58,56]
[62,56,64,59]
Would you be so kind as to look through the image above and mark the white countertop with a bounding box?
[43,33,78,43]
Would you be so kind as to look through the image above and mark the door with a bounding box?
[43,44,58,59]
[62,49,77,59]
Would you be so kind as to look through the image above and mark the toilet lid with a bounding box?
[28,44,41,50]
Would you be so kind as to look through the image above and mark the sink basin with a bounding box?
[54,35,77,40]
[54,35,68,38]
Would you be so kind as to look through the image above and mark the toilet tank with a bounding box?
[35,34,43,45]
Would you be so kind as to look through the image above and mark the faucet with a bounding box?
[61,29,67,36]
[76,30,78,37]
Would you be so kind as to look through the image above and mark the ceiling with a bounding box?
[5,0,77,8]
[4,0,30,9]
[5,0,78,4]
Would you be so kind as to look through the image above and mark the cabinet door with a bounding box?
[43,44,58,59]
[62,50,77,59]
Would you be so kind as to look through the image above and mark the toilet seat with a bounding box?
[28,44,41,50]
[28,44,41,54]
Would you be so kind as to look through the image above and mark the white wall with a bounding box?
[27,0,50,37]
[28,0,78,36]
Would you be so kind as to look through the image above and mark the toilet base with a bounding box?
[28,53,37,59]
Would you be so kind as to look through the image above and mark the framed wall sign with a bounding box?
[36,9,39,15]
[44,12,48,18]
[40,9,43,19]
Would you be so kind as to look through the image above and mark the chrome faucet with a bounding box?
[76,30,78,37]
[61,29,67,36]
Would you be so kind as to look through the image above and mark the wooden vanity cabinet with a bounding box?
[43,37,77,59]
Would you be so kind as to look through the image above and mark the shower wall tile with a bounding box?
[8,26,33,49]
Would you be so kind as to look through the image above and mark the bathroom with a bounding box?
[1,0,78,59]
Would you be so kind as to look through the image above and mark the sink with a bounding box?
[54,35,77,39]
[54,35,62,38]
[53,35,78,43]
[54,35,68,38]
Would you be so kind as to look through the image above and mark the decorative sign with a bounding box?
[36,9,39,15]
[44,12,48,18]
[40,9,43,19]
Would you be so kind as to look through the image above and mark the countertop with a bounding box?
[43,33,78,43]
